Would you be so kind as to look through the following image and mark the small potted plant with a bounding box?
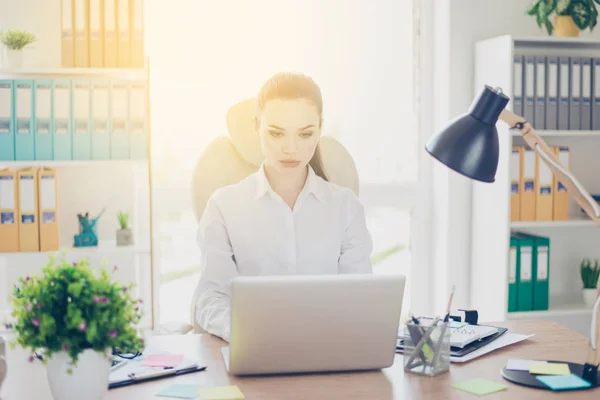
[581,258,600,307]
[5,255,144,400]
[116,211,134,246]
[0,29,36,68]
[526,0,600,37]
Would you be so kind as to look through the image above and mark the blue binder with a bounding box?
[72,80,92,160]
[0,80,14,161]
[14,80,35,161]
[34,80,54,160]
[110,80,130,160]
[129,81,147,160]
[91,80,111,160]
[53,80,72,160]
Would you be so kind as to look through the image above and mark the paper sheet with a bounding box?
[529,362,570,375]
[452,378,508,396]
[197,385,245,400]
[450,333,534,363]
[506,359,546,371]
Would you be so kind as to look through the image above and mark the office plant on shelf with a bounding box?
[116,211,134,246]
[0,29,36,68]
[4,255,144,400]
[581,258,600,307]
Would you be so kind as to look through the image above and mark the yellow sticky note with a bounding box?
[197,385,245,400]
[529,362,571,375]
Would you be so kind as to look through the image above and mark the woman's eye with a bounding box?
[269,130,284,137]
[300,132,313,138]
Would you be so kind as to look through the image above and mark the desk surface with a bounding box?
[1,320,598,399]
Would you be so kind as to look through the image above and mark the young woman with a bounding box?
[194,72,373,341]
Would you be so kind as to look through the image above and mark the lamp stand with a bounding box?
[498,109,600,227]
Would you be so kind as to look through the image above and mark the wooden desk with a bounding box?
[1,320,598,399]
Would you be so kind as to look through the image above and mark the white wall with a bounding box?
[431,0,600,315]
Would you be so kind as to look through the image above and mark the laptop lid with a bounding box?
[226,273,406,375]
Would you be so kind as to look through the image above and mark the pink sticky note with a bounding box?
[142,354,184,368]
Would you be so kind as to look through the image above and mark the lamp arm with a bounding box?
[498,109,600,226]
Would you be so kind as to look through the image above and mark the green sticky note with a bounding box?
[157,384,202,399]
[529,362,571,375]
[453,379,508,396]
[197,385,245,400]
[536,374,592,390]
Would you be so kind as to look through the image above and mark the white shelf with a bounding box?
[512,130,600,137]
[0,160,148,168]
[508,298,593,319]
[0,242,150,257]
[511,217,597,229]
[0,68,146,80]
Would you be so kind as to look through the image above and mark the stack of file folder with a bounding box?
[508,231,550,313]
[62,0,145,68]
[513,53,600,130]
[0,167,59,253]
[510,145,570,222]
[0,78,147,161]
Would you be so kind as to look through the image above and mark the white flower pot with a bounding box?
[583,288,598,307]
[46,349,111,400]
[3,48,23,69]
[116,228,134,246]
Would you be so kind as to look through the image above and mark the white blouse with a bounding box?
[194,164,373,341]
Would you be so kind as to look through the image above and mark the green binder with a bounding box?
[533,235,550,311]
[513,233,534,312]
[508,235,519,312]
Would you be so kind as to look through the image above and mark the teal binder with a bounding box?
[110,80,130,160]
[508,235,519,313]
[516,232,550,311]
[129,81,147,160]
[0,80,14,161]
[72,80,92,160]
[53,80,72,160]
[91,80,110,160]
[34,80,54,160]
[14,80,34,161]
[513,233,534,312]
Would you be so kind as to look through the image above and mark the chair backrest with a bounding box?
[189,98,359,332]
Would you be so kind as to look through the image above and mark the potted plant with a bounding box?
[581,258,600,306]
[526,0,600,37]
[116,211,134,246]
[5,255,144,400]
[0,29,36,68]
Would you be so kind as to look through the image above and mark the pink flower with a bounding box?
[25,276,30,281]
[113,265,118,272]
[37,303,42,309]
[123,286,128,292]
[32,318,39,327]
[93,296,100,303]
[28,356,34,363]
[73,262,77,266]
[79,322,87,331]
[141,338,145,345]
[4,323,10,329]
[110,330,117,338]
[101,297,108,304]
[138,299,143,304]
[25,303,32,312]
[62,344,69,352]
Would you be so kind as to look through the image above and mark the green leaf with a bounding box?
[571,0,593,28]
[67,282,83,298]
[527,0,541,16]
[557,0,572,13]
[86,321,98,343]
[545,18,555,34]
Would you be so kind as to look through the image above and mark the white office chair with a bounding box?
[154,98,359,335]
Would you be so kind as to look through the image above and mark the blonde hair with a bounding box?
[256,72,328,181]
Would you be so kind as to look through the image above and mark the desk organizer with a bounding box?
[403,320,451,376]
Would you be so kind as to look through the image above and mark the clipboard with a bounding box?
[108,364,208,389]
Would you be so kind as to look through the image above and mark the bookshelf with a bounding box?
[472,35,600,334]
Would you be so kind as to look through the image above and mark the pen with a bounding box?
[432,285,456,369]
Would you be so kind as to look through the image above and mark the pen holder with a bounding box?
[403,321,451,376]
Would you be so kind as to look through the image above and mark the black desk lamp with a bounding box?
[425,85,600,387]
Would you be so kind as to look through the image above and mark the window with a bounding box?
[147,0,425,325]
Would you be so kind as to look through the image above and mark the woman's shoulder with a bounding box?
[209,172,258,205]
[317,177,361,206]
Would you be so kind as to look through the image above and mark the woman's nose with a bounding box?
[283,137,297,154]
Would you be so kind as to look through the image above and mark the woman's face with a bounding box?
[255,98,321,173]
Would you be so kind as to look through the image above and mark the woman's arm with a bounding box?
[338,195,374,273]
[194,195,238,342]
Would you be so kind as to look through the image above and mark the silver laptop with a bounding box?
[221,273,406,376]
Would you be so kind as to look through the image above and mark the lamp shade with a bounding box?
[425,85,510,183]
